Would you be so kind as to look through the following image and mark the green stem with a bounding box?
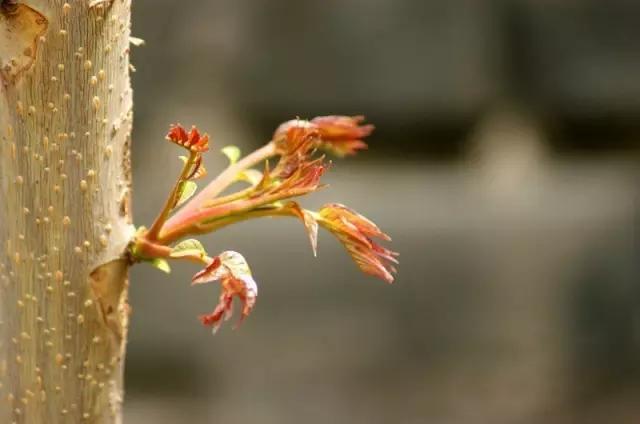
[145,151,198,241]
[129,235,172,263]
[162,207,300,244]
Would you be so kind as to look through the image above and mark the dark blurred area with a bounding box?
[126,1,640,423]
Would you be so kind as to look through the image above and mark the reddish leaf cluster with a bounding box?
[139,115,395,334]
[192,123,329,221]
[318,203,398,283]
[274,115,374,157]
[312,115,374,157]
[167,124,209,181]
[192,252,258,333]
[263,120,329,198]
[167,124,210,153]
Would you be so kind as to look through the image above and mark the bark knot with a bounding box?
[0,3,47,85]
[89,259,130,347]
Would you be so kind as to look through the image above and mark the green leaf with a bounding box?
[176,181,197,207]
[178,155,188,164]
[221,145,241,165]
[170,239,206,259]
[238,169,263,185]
[150,258,171,273]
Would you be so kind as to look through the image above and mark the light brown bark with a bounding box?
[0,1,133,422]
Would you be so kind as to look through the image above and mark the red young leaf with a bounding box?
[192,251,258,334]
[318,204,397,283]
[167,124,210,153]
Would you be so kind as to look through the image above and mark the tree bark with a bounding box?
[0,1,133,422]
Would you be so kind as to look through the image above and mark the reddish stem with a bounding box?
[164,142,276,232]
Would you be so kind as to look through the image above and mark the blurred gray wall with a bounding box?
[125,1,640,423]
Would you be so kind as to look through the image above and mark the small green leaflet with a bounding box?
[221,145,241,165]
[238,169,263,185]
[176,180,197,207]
[170,239,206,259]
[150,258,171,273]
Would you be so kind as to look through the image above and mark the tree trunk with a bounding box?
[0,1,133,422]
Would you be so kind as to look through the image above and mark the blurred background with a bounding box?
[126,1,640,423]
